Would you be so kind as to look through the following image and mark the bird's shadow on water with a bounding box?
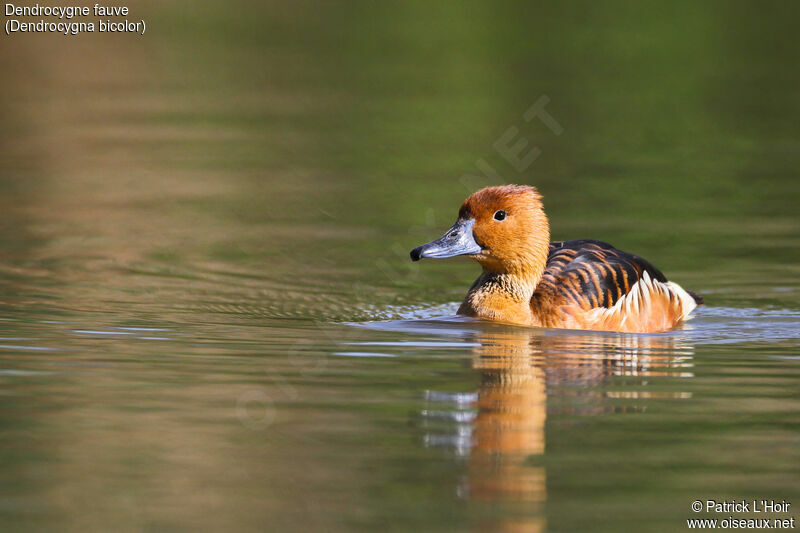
[348,312,693,527]
[345,304,800,530]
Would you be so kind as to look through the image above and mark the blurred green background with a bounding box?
[2,0,798,309]
[0,1,798,532]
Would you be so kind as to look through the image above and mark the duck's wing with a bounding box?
[537,239,668,310]
[533,240,701,332]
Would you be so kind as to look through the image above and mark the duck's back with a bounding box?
[531,240,701,332]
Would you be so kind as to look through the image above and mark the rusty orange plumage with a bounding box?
[410,185,702,333]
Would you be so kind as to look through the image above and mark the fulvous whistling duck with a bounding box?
[410,185,702,333]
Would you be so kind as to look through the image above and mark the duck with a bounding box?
[410,185,702,333]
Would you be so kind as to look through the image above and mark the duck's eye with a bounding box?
[493,210,507,221]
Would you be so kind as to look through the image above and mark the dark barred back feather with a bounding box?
[533,240,670,310]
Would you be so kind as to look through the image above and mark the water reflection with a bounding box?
[2,1,798,529]
[423,324,694,532]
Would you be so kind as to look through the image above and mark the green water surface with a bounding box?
[0,2,798,532]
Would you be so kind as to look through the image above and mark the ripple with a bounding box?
[332,351,397,358]
[357,304,800,347]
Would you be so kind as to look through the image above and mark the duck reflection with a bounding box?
[422,323,694,532]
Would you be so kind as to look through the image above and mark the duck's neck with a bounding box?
[458,217,550,325]
[458,268,545,325]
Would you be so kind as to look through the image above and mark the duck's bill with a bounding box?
[410,219,482,261]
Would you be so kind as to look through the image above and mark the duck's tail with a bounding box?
[583,271,700,333]
[686,290,704,306]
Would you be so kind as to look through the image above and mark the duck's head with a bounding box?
[410,185,550,276]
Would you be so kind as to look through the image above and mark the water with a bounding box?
[1,2,799,532]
